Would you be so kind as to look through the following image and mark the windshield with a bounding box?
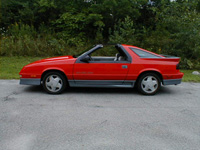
[73,46,94,58]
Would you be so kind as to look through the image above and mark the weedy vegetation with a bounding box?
[0,0,200,80]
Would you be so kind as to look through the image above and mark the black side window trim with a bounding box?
[76,44,132,63]
[82,61,131,64]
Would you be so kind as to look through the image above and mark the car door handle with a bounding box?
[122,65,128,69]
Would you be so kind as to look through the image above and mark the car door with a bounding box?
[73,61,130,85]
[72,44,132,86]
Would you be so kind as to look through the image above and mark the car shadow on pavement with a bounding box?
[24,85,139,95]
[24,85,44,93]
[67,87,139,94]
[23,85,176,95]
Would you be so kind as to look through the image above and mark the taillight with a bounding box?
[176,63,180,70]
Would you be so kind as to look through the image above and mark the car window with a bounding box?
[130,48,161,58]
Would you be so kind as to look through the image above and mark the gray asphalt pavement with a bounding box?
[0,80,200,150]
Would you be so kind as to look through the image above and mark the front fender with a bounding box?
[42,67,66,75]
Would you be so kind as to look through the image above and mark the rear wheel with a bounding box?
[137,73,161,95]
[42,72,66,94]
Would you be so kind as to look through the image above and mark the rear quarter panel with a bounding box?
[123,46,183,81]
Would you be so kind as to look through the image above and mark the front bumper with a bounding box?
[163,78,182,85]
[20,78,41,85]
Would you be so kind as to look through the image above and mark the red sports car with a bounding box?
[19,44,184,95]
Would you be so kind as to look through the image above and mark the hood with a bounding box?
[36,55,74,62]
[31,55,74,64]
[23,56,75,68]
[20,55,75,74]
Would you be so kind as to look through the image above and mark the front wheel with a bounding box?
[137,73,161,95]
[42,72,66,94]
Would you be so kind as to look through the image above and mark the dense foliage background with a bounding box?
[1,0,200,68]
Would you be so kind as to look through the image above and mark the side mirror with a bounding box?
[81,55,90,63]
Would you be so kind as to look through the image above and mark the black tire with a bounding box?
[137,73,161,95]
[42,72,66,94]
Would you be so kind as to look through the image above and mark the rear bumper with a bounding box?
[163,78,182,85]
[20,78,41,85]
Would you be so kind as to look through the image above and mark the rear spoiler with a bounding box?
[142,54,180,62]
[160,54,179,59]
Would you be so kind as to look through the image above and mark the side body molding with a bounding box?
[68,80,136,88]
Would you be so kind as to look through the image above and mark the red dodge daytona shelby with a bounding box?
[19,44,184,95]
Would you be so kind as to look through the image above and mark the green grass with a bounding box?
[181,70,200,82]
[0,56,45,79]
[0,57,200,82]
